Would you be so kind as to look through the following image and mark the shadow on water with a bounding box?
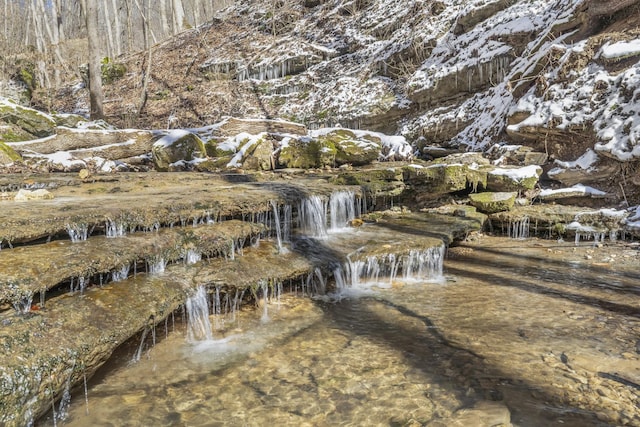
[317,295,609,426]
[447,245,640,318]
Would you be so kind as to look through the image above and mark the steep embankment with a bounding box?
[30,0,640,200]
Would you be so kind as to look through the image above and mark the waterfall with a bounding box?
[298,196,328,238]
[186,286,213,341]
[509,217,529,239]
[340,245,445,290]
[401,246,444,281]
[329,191,356,232]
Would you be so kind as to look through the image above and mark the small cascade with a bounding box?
[146,258,167,274]
[401,246,445,281]
[329,190,356,231]
[509,217,530,239]
[66,224,89,242]
[185,249,202,265]
[306,268,327,295]
[111,265,130,282]
[270,200,289,253]
[105,220,126,238]
[343,253,400,289]
[12,295,33,314]
[260,280,269,322]
[339,246,445,291]
[298,195,328,238]
[186,285,213,341]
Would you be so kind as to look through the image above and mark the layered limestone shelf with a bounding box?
[0,220,264,307]
[0,172,360,244]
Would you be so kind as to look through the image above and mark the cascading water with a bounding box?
[66,224,89,242]
[185,286,213,342]
[105,220,126,238]
[298,196,328,238]
[401,246,445,282]
[185,249,202,265]
[509,217,530,239]
[329,191,356,231]
[146,258,167,274]
[339,245,445,291]
[111,265,130,282]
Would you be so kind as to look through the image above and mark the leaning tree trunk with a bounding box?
[85,0,104,120]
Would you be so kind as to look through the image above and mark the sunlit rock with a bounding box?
[469,191,517,214]
[152,130,207,172]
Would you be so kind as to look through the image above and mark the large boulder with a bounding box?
[486,165,542,192]
[278,136,336,169]
[0,142,22,165]
[152,130,207,172]
[0,98,56,140]
[316,129,381,166]
[404,163,487,203]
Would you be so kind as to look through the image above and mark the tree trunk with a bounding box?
[172,0,186,34]
[85,0,104,120]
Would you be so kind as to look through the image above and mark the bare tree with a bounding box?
[85,0,104,119]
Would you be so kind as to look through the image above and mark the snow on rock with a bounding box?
[539,184,606,198]
[600,39,640,60]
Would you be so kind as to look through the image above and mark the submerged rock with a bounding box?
[13,189,53,201]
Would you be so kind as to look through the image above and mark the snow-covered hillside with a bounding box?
[18,0,640,193]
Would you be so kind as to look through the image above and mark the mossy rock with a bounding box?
[486,166,542,192]
[243,138,274,171]
[0,100,55,139]
[469,192,517,214]
[331,168,405,197]
[404,164,487,195]
[101,58,127,84]
[0,142,22,165]
[152,130,207,172]
[204,137,239,158]
[194,157,235,172]
[279,137,336,169]
[52,113,89,128]
[317,129,381,166]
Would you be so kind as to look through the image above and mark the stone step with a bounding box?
[0,172,362,245]
[0,220,265,310]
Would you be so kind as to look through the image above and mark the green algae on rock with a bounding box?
[469,191,517,214]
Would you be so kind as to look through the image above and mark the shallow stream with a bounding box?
[37,237,640,427]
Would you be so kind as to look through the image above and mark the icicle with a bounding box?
[111,264,130,282]
[132,328,149,362]
[13,295,33,314]
[146,258,167,274]
[83,373,89,415]
[105,219,126,237]
[260,280,269,323]
[185,249,202,265]
[66,223,89,242]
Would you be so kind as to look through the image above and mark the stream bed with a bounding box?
[36,236,640,427]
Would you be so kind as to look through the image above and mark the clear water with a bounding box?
[37,238,640,427]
